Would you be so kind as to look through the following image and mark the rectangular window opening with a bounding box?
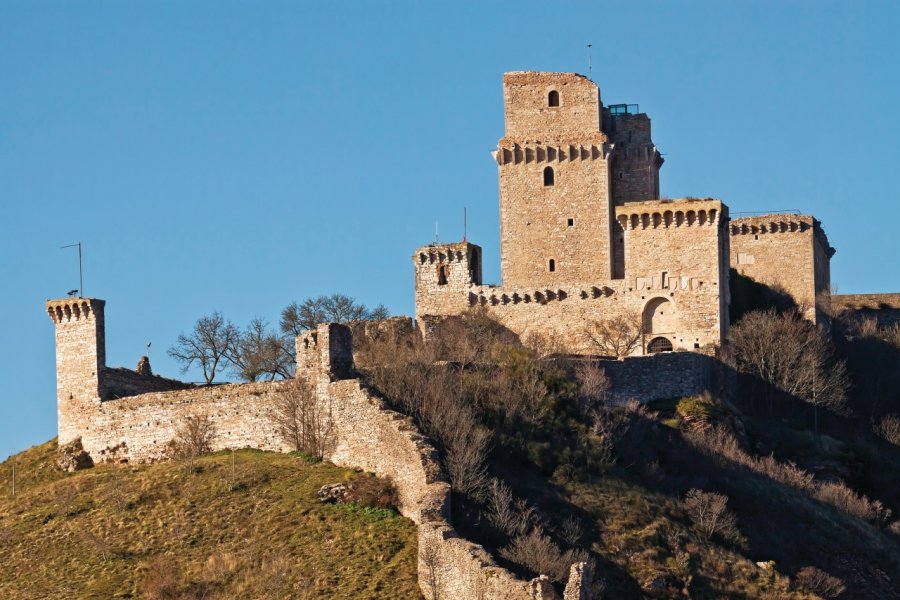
[567,218,574,227]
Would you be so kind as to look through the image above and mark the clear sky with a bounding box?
[2,1,898,457]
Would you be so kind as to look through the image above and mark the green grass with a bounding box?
[0,440,421,599]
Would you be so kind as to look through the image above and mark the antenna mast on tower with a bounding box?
[587,43,593,78]
[61,242,84,298]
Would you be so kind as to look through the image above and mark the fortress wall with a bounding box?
[78,381,290,463]
[421,276,723,355]
[53,314,589,598]
[832,293,900,326]
[599,352,715,404]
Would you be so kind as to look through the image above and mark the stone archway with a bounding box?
[643,297,676,335]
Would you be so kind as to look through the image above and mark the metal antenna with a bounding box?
[463,207,467,242]
[587,43,593,78]
[435,222,439,244]
[61,242,83,298]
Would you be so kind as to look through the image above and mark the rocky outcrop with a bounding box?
[57,438,93,472]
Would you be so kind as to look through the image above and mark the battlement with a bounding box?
[46,297,105,324]
[616,199,725,229]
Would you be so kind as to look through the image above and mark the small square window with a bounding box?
[567,218,574,227]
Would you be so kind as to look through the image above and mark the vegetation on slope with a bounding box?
[0,441,419,599]
[356,308,900,599]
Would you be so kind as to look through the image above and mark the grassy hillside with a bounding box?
[0,441,420,599]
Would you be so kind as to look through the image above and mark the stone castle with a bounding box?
[414,71,841,355]
[44,71,899,600]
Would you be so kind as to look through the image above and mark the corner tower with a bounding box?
[496,72,615,287]
[46,297,106,445]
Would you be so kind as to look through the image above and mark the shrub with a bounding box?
[169,413,215,468]
[344,475,399,511]
[486,478,534,538]
[876,414,900,446]
[500,526,589,583]
[794,566,845,599]
[575,361,610,409]
[683,488,740,543]
[139,556,182,600]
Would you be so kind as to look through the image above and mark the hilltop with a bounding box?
[0,441,419,599]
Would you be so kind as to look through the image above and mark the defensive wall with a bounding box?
[414,199,728,355]
[832,293,900,327]
[598,351,716,404]
[46,297,590,599]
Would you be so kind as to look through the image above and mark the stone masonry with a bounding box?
[45,300,591,599]
[415,71,839,354]
[730,214,835,323]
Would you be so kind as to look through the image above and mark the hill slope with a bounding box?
[0,441,420,599]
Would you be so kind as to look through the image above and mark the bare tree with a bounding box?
[280,293,388,336]
[170,413,216,470]
[271,378,334,459]
[575,361,611,409]
[230,317,294,382]
[727,309,849,432]
[168,312,240,384]
[683,488,739,541]
[582,312,643,359]
[500,525,589,583]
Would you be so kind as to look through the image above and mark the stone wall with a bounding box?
[46,305,590,598]
[414,198,729,355]
[102,366,191,400]
[729,214,835,323]
[833,293,900,327]
[597,352,716,404]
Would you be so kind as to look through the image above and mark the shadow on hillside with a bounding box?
[615,386,900,599]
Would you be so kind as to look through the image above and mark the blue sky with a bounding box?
[2,1,898,457]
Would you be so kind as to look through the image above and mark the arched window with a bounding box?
[543,166,555,186]
[548,259,556,273]
[548,90,560,107]
[648,337,673,354]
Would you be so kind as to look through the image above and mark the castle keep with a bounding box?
[414,72,834,354]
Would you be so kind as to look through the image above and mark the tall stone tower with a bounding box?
[496,72,615,288]
[46,297,106,445]
[604,107,664,203]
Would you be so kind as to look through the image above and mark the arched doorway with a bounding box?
[647,336,673,353]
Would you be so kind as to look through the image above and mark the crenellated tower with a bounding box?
[46,297,106,445]
[604,106,664,204]
[412,241,482,324]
